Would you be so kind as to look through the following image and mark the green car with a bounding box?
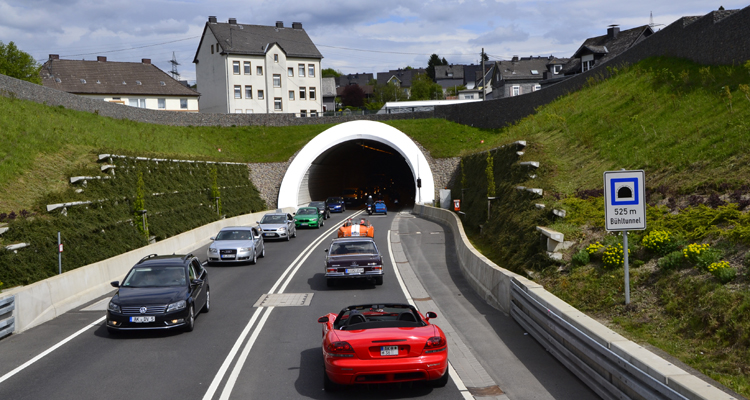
[294,207,325,229]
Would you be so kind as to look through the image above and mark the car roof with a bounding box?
[330,237,376,244]
[219,226,253,231]
[297,206,316,210]
[136,254,192,267]
[263,212,286,216]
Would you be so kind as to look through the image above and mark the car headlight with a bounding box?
[208,248,218,254]
[108,302,121,313]
[278,227,287,232]
[238,247,251,252]
[167,300,186,312]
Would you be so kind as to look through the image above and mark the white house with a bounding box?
[40,55,200,112]
[193,17,323,115]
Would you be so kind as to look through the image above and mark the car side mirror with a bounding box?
[110,281,120,288]
[426,311,437,319]
[210,236,215,241]
[191,279,203,286]
[318,316,329,323]
[256,221,260,224]
[324,248,329,252]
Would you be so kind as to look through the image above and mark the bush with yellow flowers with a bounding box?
[642,230,672,255]
[602,243,629,269]
[586,242,604,255]
[707,261,736,284]
[683,243,721,271]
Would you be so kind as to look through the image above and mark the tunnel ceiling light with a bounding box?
[358,144,392,155]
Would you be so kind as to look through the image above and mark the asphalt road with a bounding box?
[0,208,598,400]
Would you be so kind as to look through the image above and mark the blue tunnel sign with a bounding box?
[604,170,646,231]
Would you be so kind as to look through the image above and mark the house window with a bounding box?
[273,74,281,88]
[289,90,295,100]
[235,109,242,113]
[309,87,316,100]
[234,85,242,99]
[211,44,214,54]
[129,98,146,108]
[258,90,264,100]
[299,87,306,99]
[582,60,594,72]
[274,54,279,62]
[533,84,541,91]
[298,64,305,77]
[512,86,520,96]
[246,109,253,113]
[257,66,263,75]
[274,98,282,111]
[245,85,253,99]
[554,65,562,74]
[244,61,251,75]
[233,61,240,75]
[310,110,318,117]
[288,67,294,77]
[180,99,188,109]
[308,64,315,77]
[300,110,306,117]
[158,98,166,109]
[465,94,474,99]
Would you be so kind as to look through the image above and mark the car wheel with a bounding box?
[343,207,346,212]
[250,249,257,265]
[323,370,340,392]
[259,245,265,258]
[432,368,450,387]
[184,305,195,332]
[374,276,383,285]
[202,288,210,313]
[385,211,387,215]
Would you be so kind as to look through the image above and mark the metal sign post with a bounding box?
[57,232,62,275]
[603,170,646,305]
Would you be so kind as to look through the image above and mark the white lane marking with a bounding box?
[0,316,106,385]
[204,212,362,400]
[387,229,473,400]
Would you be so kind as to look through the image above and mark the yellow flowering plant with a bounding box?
[642,230,672,255]
[603,243,629,269]
[707,261,736,284]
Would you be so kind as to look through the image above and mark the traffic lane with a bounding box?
[397,216,598,400]
[225,212,464,399]
[0,213,345,400]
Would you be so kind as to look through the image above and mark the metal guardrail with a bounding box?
[510,278,687,400]
[0,295,15,340]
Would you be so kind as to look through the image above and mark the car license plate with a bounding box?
[346,268,364,274]
[221,254,235,259]
[130,316,155,323]
[381,346,399,356]
[264,233,272,237]
[301,222,308,226]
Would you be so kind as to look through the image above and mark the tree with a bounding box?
[0,41,41,84]
[409,72,444,100]
[373,81,408,103]
[341,84,365,108]
[321,68,342,77]
[427,53,448,82]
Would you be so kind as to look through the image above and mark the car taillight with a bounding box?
[327,268,337,273]
[425,336,446,353]
[327,341,355,357]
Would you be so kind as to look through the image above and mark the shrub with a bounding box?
[587,241,604,254]
[707,261,736,284]
[603,243,629,269]
[642,230,673,255]
[683,243,721,271]
[658,251,684,271]
[571,249,590,267]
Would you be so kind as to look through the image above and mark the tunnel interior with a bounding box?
[299,139,416,208]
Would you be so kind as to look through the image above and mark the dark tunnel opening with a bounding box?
[300,139,416,209]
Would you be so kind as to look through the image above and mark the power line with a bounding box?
[60,36,201,58]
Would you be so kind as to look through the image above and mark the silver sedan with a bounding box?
[207,226,265,265]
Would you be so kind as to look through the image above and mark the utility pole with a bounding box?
[169,52,180,80]
[481,48,486,100]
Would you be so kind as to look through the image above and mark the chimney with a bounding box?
[49,54,60,60]
[208,16,217,23]
[97,56,107,62]
[276,21,284,28]
[142,58,151,64]
[228,18,237,24]
[607,25,620,39]
[511,55,519,62]
[292,22,302,29]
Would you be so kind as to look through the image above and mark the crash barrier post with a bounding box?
[0,295,14,340]
[1,207,296,335]
[413,204,733,400]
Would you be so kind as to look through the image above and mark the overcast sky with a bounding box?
[1,1,746,83]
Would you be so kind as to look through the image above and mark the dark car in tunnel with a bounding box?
[326,197,345,213]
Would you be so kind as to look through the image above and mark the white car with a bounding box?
[207,226,265,265]
[257,212,297,241]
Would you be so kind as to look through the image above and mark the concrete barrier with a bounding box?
[0,208,295,334]
[413,204,735,400]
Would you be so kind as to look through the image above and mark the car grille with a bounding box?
[220,249,237,255]
[121,305,167,315]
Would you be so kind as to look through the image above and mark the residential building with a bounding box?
[561,25,654,75]
[193,17,323,115]
[375,68,427,99]
[335,73,373,87]
[488,56,569,99]
[39,55,199,111]
[434,65,464,93]
[321,77,336,112]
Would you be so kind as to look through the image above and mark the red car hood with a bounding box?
[331,325,437,359]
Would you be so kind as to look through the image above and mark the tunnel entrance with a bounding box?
[277,120,435,209]
[302,139,416,208]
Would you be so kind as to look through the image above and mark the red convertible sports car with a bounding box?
[317,303,449,391]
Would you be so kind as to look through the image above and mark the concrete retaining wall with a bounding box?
[414,204,735,400]
[0,207,295,334]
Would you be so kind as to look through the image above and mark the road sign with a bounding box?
[604,170,646,231]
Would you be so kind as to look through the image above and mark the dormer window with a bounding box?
[447,72,453,77]
[122,81,127,85]
[80,79,86,84]
[136,81,142,85]
[159,81,166,86]
[96,80,101,84]
[531,70,539,75]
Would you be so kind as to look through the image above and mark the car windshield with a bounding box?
[298,208,317,215]
[334,305,423,330]
[329,241,377,255]
[122,266,186,287]
[327,197,343,203]
[309,202,324,207]
[215,230,252,240]
[261,215,285,224]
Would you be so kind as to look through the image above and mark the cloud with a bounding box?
[470,24,529,45]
